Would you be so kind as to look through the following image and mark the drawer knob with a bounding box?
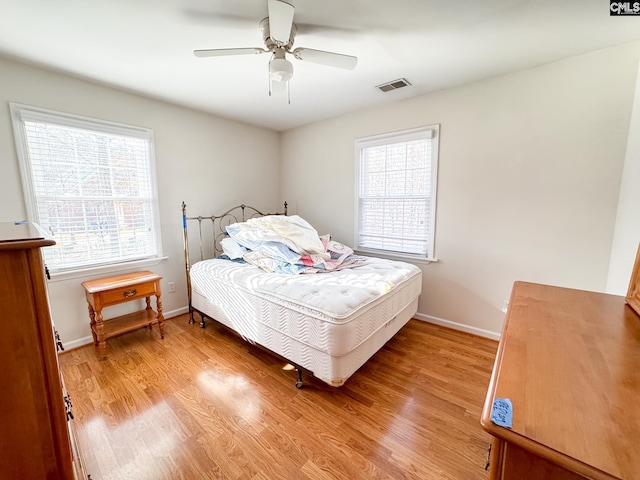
[123,289,137,298]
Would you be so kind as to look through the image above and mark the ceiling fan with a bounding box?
[193,0,358,99]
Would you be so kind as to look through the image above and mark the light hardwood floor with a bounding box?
[59,315,497,480]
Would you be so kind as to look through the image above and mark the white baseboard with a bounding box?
[165,306,190,318]
[64,336,95,351]
[414,312,501,340]
[62,307,500,350]
[61,306,191,351]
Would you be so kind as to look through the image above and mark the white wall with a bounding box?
[280,42,640,337]
[607,45,640,295]
[0,56,280,347]
[3,42,639,345]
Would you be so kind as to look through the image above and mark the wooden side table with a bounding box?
[81,270,164,358]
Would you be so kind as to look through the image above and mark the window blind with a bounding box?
[356,126,439,258]
[11,103,161,272]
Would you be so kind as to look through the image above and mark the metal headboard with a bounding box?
[181,201,288,318]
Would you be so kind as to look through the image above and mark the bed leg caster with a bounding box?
[199,313,206,328]
[295,368,303,389]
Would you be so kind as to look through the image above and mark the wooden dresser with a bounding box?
[0,223,87,479]
[481,281,640,480]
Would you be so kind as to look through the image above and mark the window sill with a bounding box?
[49,256,169,282]
[354,250,438,265]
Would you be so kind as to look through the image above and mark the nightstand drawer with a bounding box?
[100,281,157,305]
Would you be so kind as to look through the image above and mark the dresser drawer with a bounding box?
[100,281,157,305]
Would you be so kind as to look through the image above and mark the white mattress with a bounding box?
[190,256,422,386]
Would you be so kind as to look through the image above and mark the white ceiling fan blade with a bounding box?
[292,48,358,70]
[268,0,294,44]
[194,47,266,58]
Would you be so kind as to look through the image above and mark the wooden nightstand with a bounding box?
[81,270,164,358]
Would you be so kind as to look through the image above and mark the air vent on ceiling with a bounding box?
[376,78,412,92]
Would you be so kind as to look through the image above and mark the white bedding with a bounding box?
[226,214,327,256]
[190,256,422,386]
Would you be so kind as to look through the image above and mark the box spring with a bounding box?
[190,257,422,387]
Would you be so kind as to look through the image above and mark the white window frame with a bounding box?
[355,125,439,262]
[10,103,164,278]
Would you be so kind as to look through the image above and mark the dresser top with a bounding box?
[481,281,640,479]
[0,222,55,248]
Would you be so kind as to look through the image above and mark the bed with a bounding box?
[181,202,422,388]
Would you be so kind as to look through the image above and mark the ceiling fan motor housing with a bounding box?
[260,17,296,51]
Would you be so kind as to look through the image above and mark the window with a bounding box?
[10,103,162,274]
[355,125,439,260]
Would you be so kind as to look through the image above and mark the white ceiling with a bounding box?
[1,0,639,132]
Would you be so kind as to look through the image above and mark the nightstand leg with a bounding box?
[87,304,97,345]
[156,293,165,339]
[145,296,153,329]
[95,310,107,359]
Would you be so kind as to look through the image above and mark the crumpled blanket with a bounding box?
[226,215,327,257]
[224,215,368,274]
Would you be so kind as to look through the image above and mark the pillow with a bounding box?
[220,237,247,260]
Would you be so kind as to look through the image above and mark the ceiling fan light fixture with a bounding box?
[269,57,294,82]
